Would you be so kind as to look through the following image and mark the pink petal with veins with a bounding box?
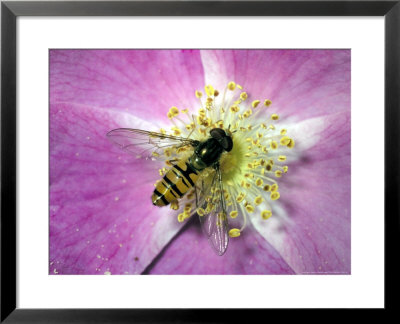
[201,49,350,120]
[146,221,295,274]
[252,111,351,274]
[50,102,183,274]
[50,49,205,123]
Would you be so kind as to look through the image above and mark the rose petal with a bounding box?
[200,49,350,120]
[252,111,351,274]
[50,49,205,123]
[146,220,295,274]
[50,102,183,274]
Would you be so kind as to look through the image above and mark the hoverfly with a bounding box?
[107,127,233,256]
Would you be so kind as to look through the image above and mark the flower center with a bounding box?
[159,82,294,237]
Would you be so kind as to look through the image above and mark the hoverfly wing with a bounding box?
[107,128,198,160]
[198,165,229,256]
[200,209,229,256]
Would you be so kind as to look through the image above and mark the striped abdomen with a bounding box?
[152,160,199,207]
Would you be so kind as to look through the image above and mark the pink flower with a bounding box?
[50,49,350,275]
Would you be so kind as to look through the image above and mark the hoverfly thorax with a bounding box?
[189,128,233,171]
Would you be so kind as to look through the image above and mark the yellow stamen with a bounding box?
[205,85,214,97]
[271,114,279,121]
[171,127,181,136]
[184,203,192,213]
[271,184,278,192]
[230,210,238,219]
[243,109,252,118]
[229,228,241,238]
[236,192,246,203]
[261,210,272,220]
[280,136,291,146]
[240,92,248,101]
[245,204,254,213]
[254,196,263,206]
[228,81,236,91]
[270,192,280,200]
[177,213,185,222]
[264,99,272,107]
[252,100,261,108]
[230,105,239,113]
[169,106,179,117]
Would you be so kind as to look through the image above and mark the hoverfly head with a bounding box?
[210,128,233,152]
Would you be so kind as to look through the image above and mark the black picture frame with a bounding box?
[1,0,398,322]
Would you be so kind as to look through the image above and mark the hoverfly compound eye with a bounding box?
[210,128,233,152]
[221,136,233,152]
[210,128,226,140]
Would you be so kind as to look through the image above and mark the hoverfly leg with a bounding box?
[194,185,199,208]
[194,180,205,209]
[167,158,179,164]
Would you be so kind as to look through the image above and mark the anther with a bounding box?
[228,81,236,91]
[270,192,280,200]
[205,85,215,97]
[280,136,291,146]
[254,196,263,206]
[229,228,241,238]
[261,210,272,220]
[264,99,272,107]
[245,203,254,213]
[252,100,261,108]
[255,178,263,187]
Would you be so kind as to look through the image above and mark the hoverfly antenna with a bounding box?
[225,124,237,136]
